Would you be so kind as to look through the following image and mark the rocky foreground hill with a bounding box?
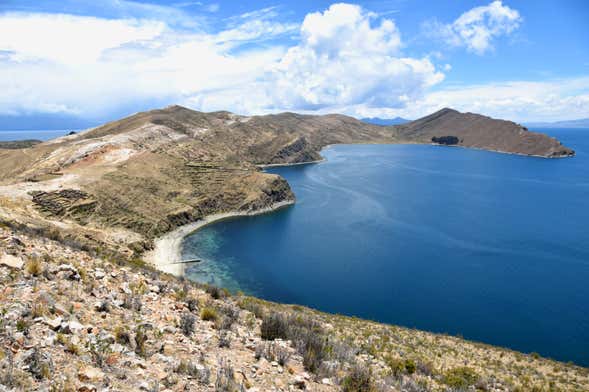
[1,225,588,391]
[0,105,584,391]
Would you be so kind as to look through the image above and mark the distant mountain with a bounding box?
[360,116,410,126]
[526,118,589,128]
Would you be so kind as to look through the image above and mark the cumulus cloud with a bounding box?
[267,3,444,110]
[425,0,521,54]
[0,2,586,123]
[0,10,292,117]
[0,3,445,118]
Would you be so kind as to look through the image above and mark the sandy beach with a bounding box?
[144,200,295,276]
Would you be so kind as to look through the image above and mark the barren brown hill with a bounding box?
[396,108,574,157]
[0,105,574,258]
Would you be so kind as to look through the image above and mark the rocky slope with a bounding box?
[0,105,585,391]
[1,225,588,391]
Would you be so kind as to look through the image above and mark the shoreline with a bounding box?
[144,199,295,276]
[144,141,572,276]
[256,158,326,168]
[429,143,575,159]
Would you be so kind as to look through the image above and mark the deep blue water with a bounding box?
[0,129,72,141]
[183,128,589,366]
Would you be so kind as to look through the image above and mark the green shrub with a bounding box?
[404,359,416,374]
[443,366,479,388]
[260,312,288,340]
[134,325,148,357]
[201,307,218,321]
[342,363,375,392]
[238,297,265,319]
[206,285,229,300]
[25,258,42,276]
[16,319,29,334]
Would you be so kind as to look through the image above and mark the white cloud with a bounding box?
[425,0,521,55]
[266,3,444,110]
[0,2,586,123]
[353,77,589,122]
[0,3,444,118]
[0,10,291,117]
[0,13,165,65]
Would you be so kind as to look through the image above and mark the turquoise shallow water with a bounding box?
[182,128,589,365]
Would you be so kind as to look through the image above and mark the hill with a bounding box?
[0,105,585,391]
[0,106,574,259]
[1,224,588,391]
[397,108,574,157]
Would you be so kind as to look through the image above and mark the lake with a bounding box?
[0,129,72,141]
[180,128,587,366]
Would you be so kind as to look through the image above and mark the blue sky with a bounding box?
[0,0,588,129]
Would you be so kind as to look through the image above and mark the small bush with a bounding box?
[206,285,229,300]
[114,325,131,345]
[443,367,480,389]
[238,298,265,319]
[260,312,288,341]
[25,258,42,276]
[299,326,327,373]
[23,348,53,380]
[201,307,218,321]
[218,330,231,348]
[276,346,290,366]
[122,294,142,312]
[134,325,148,357]
[31,303,48,318]
[254,342,290,366]
[341,363,375,392]
[16,319,29,334]
[176,359,211,384]
[180,313,196,337]
[186,298,199,312]
[404,359,416,374]
[65,340,80,356]
[215,358,241,392]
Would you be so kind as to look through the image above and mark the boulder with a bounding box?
[43,316,63,331]
[78,384,97,392]
[0,253,24,269]
[61,320,85,334]
[78,366,104,382]
[51,264,81,280]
